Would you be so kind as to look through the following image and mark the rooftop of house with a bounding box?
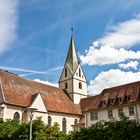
[81,81,140,112]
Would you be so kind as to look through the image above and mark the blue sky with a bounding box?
[1,0,140,95]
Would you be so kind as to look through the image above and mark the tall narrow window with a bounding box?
[65,82,68,89]
[73,119,78,131]
[129,106,134,116]
[108,110,113,119]
[48,116,52,125]
[62,118,67,132]
[65,68,67,77]
[90,112,98,120]
[74,119,78,125]
[13,112,20,120]
[118,108,123,117]
[79,82,82,89]
[79,68,81,77]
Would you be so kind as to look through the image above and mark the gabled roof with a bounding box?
[81,81,140,112]
[80,95,100,112]
[65,35,79,74]
[0,70,81,115]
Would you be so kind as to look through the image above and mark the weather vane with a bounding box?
[71,24,74,36]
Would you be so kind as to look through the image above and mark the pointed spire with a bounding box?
[65,28,79,73]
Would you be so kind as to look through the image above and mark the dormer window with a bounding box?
[101,101,106,106]
[110,99,114,105]
[126,96,131,102]
[116,97,122,104]
[118,98,122,103]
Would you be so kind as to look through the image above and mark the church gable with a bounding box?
[29,93,47,112]
[73,65,86,82]
[59,64,73,82]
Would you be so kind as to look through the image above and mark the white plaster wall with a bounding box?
[3,105,24,121]
[2,105,80,133]
[30,94,47,112]
[73,93,87,104]
[86,104,140,127]
[47,112,80,133]
[33,112,80,133]
[32,111,47,122]
[73,79,87,95]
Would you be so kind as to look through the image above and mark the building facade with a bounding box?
[80,81,140,127]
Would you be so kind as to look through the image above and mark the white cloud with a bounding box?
[34,79,58,87]
[119,60,139,70]
[99,15,140,48]
[0,0,18,53]
[80,44,140,66]
[88,69,140,95]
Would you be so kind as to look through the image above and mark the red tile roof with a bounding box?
[0,70,81,115]
[81,81,140,112]
[80,95,100,112]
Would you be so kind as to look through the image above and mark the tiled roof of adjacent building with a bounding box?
[81,81,140,112]
[0,70,81,115]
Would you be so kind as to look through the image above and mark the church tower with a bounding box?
[59,30,88,104]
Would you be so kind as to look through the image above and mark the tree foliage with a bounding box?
[67,114,140,140]
[0,117,66,140]
[0,115,140,140]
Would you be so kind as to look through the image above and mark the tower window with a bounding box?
[65,82,68,89]
[13,112,20,120]
[79,68,81,77]
[62,118,67,132]
[79,82,82,89]
[65,68,67,77]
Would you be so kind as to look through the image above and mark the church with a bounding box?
[0,33,87,133]
[0,32,140,133]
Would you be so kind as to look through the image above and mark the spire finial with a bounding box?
[71,25,74,36]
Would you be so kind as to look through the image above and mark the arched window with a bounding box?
[79,82,82,89]
[65,68,67,77]
[74,119,78,125]
[65,82,68,89]
[62,118,67,132]
[79,68,81,77]
[13,112,20,120]
[48,116,52,125]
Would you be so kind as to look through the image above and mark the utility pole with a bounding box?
[29,111,33,140]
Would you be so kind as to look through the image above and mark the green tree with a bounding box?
[67,114,140,140]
